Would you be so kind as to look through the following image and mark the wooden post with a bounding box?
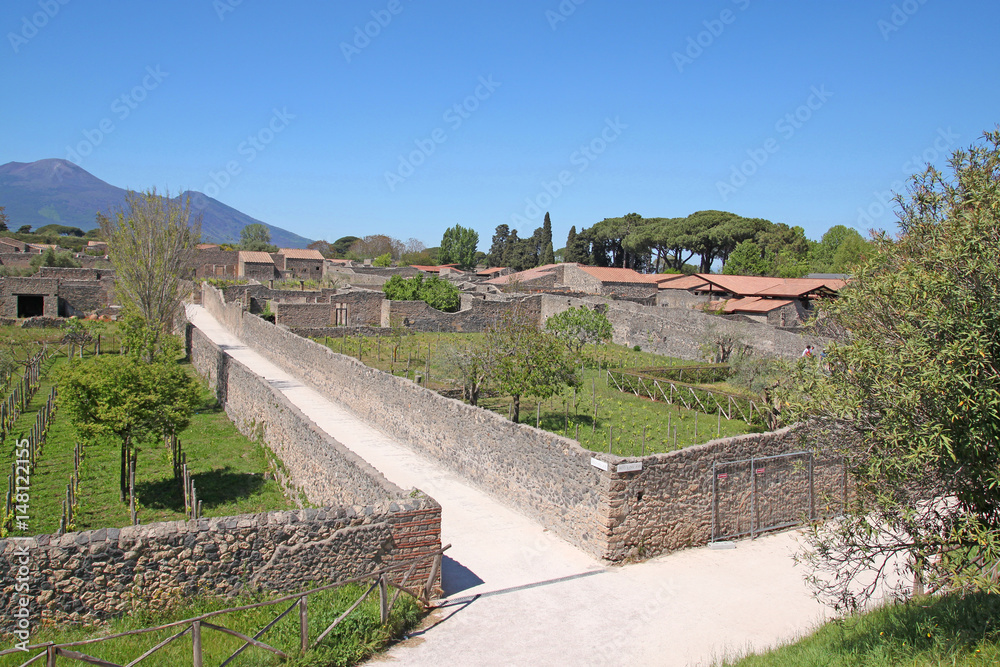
[536,402,540,428]
[642,425,646,456]
[192,621,203,667]
[608,426,613,454]
[717,407,722,437]
[299,597,309,654]
[46,646,56,667]
[379,575,389,624]
[423,553,441,602]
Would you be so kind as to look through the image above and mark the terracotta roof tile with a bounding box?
[483,263,560,285]
[657,274,711,290]
[238,251,275,264]
[723,297,794,314]
[279,248,325,260]
[576,266,660,283]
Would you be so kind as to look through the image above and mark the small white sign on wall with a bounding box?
[616,462,643,473]
[590,457,609,471]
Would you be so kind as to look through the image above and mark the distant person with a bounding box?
[801,345,814,358]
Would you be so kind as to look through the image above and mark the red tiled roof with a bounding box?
[723,297,794,314]
[657,274,711,290]
[576,266,660,284]
[476,267,506,276]
[238,251,275,264]
[279,248,325,260]
[196,243,219,250]
[699,275,844,298]
[483,263,561,285]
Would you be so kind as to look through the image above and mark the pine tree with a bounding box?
[541,212,555,265]
[502,229,519,269]
[564,226,579,263]
[487,224,510,266]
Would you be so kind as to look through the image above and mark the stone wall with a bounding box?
[379,295,542,332]
[539,294,830,361]
[601,421,847,560]
[0,502,441,630]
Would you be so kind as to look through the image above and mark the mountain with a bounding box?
[0,159,313,248]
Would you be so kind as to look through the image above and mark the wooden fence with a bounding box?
[1,544,449,667]
[607,368,765,426]
[3,385,57,535]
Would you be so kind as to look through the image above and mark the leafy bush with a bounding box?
[382,274,460,312]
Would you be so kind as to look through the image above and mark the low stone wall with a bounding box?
[0,503,440,630]
[603,421,846,559]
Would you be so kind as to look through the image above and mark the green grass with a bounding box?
[1,343,295,537]
[718,593,1000,666]
[1,582,425,667]
[317,331,762,455]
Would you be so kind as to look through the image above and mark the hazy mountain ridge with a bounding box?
[0,159,312,248]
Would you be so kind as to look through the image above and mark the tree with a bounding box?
[484,307,579,423]
[439,225,480,269]
[307,240,333,257]
[544,306,613,355]
[30,247,81,270]
[722,241,772,276]
[349,234,404,260]
[239,223,277,252]
[17,225,31,234]
[382,274,460,312]
[372,252,393,267]
[486,224,510,266]
[101,189,200,343]
[793,130,1000,609]
[0,206,7,232]
[563,226,580,263]
[60,347,201,503]
[331,236,360,257]
[541,213,555,265]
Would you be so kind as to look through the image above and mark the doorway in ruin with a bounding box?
[16,295,44,318]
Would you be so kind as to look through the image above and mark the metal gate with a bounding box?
[711,451,815,542]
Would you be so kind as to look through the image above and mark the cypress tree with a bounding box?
[541,212,555,265]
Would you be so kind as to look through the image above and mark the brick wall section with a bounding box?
[202,284,611,559]
[191,249,238,278]
[0,503,441,630]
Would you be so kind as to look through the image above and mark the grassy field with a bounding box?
[0,328,295,537]
[0,582,424,667]
[718,593,1000,666]
[317,331,763,456]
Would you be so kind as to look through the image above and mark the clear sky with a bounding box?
[2,0,998,250]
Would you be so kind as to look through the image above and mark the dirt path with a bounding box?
[188,304,836,665]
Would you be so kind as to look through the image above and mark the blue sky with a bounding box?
[2,0,998,250]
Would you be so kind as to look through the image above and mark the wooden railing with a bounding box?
[1,544,449,667]
[607,368,764,426]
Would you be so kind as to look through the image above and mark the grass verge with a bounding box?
[719,592,1000,666]
[1,583,424,667]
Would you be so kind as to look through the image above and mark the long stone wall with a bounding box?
[200,284,849,562]
[0,503,440,630]
[539,294,830,361]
